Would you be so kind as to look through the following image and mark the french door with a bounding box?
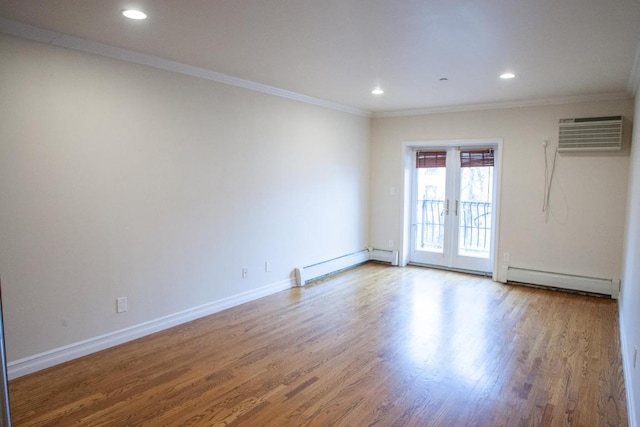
[410,146,495,273]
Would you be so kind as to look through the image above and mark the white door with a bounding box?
[410,147,495,273]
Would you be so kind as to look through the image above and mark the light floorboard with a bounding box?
[8,263,627,426]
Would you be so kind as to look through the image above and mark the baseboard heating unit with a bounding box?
[368,248,400,266]
[294,248,399,287]
[506,267,620,299]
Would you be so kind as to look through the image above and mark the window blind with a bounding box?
[460,149,494,167]
[416,151,447,168]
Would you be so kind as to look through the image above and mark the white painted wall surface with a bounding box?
[0,34,370,363]
[370,100,633,281]
[620,93,640,427]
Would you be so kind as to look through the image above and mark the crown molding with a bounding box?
[0,17,371,118]
[372,92,633,119]
[1,17,634,121]
[627,39,640,95]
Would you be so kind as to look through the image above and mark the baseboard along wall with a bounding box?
[9,247,399,379]
[619,311,637,427]
[7,278,294,379]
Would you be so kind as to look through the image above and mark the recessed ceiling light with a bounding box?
[500,72,515,79]
[371,87,384,95]
[122,9,147,20]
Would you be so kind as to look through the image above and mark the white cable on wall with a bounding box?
[542,139,558,223]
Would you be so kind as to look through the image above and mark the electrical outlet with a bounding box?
[388,240,394,249]
[503,252,510,262]
[242,267,248,278]
[265,261,271,272]
[116,297,127,313]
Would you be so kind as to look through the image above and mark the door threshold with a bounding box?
[408,262,492,278]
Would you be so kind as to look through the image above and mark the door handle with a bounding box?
[455,200,459,216]
[445,199,449,215]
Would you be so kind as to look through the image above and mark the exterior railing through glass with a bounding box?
[417,199,491,257]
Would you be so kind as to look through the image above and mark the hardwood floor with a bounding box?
[8,264,627,426]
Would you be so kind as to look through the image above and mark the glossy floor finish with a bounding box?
[9,264,627,426]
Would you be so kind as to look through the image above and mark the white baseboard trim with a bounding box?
[7,277,294,379]
[619,311,637,427]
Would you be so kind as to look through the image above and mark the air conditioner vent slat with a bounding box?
[558,116,622,152]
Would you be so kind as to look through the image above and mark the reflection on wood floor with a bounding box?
[9,263,627,426]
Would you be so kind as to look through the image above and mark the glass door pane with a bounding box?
[458,165,493,259]
[416,166,446,253]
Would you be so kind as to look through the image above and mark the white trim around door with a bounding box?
[400,139,503,281]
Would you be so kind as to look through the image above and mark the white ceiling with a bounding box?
[1,0,640,114]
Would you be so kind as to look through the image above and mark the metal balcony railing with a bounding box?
[418,199,446,249]
[417,199,491,256]
[458,201,492,255]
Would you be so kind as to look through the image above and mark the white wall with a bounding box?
[370,100,633,281]
[0,34,370,363]
[620,93,640,426]
[0,30,635,406]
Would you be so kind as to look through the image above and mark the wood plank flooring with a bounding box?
[8,264,627,426]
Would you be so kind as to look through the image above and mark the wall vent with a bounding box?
[558,116,623,152]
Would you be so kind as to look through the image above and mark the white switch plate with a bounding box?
[116,297,127,313]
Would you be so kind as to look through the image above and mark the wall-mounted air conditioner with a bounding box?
[558,116,623,152]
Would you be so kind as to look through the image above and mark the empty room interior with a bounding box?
[1,0,640,425]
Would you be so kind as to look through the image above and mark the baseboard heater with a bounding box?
[368,248,400,266]
[294,248,399,287]
[506,267,620,299]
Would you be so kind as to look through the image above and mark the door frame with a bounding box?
[400,138,503,281]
